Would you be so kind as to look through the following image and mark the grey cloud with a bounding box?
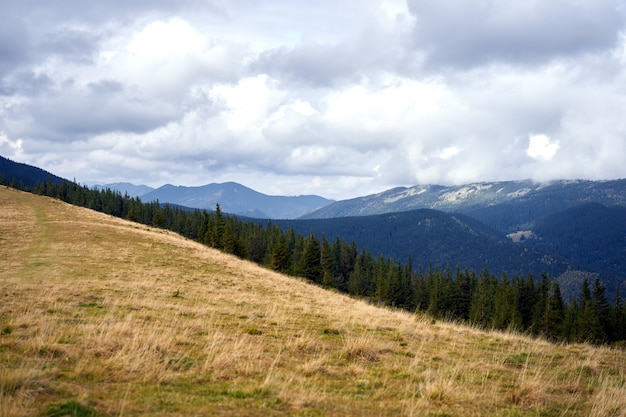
[88,80,124,95]
[23,91,180,140]
[253,39,417,88]
[39,27,101,64]
[0,71,54,97]
[408,0,625,68]
[15,0,218,25]
[251,7,417,87]
[253,43,363,87]
[0,11,33,77]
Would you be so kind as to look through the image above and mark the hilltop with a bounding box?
[1,186,625,416]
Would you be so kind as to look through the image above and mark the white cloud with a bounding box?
[0,132,24,158]
[526,134,560,160]
[437,146,461,160]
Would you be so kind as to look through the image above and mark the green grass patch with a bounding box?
[503,353,529,367]
[44,400,103,417]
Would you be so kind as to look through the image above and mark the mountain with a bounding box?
[0,154,66,188]
[527,203,626,295]
[302,179,626,233]
[271,208,570,279]
[299,180,626,297]
[3,186,624,416]
[92,182,155,198]
[140,182,333,219]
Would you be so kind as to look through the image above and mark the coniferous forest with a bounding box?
[5,178,626,346]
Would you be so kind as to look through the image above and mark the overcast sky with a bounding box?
[1,1,626,199]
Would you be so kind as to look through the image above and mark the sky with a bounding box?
[1,0,626,200]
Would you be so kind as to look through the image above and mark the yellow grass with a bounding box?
[1,185,625,416]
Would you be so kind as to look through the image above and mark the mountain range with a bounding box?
[2,154,625,298]
[93,181,333,219]
[302,179,626,233]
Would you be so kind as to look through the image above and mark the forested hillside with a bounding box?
[3,178,625,346]
[529,203,626,283]
[0,155,66,188]
[269,210,569,280]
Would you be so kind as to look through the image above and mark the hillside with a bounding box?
[1,186,626,416]
[0,155,66,188]
[529,203,626,291]
[272,209,570,279]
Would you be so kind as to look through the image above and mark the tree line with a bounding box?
[5,178,626,346]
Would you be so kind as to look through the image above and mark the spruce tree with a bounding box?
[270,234,291,273]
[298,233,322,283]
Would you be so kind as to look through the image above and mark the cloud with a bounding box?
[408,0,625,68]
[526,134,560,160]
[251,1,417,87]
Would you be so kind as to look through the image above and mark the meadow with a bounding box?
[1,186,625,416]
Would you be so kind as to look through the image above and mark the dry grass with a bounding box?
[1,185,625,416]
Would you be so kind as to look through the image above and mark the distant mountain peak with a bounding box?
[302,178,626,231]
[139,181,333,219]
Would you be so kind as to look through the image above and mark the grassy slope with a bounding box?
[1,186,625,417]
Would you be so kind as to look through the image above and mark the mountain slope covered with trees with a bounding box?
[0,155,66,188]
[270,210,569,280]
[529,203,626,283]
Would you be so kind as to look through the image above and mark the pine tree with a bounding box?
[469,268,496,327]
[320,235,335,287]
[541,281,565,341]
[452,268,472,321]
[611,292,625,343]
[348,251,374,296]
[222,222,236,253]
[592,277,611,341]
[577,279,605,344]
[298,233,322,283]
[212,204,225,249]
[152,208,165,227]
[270,234,291,273]
[492,273,520,330]
[516,274,538,329]
[374,257,391,303]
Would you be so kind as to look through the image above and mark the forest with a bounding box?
[5,177,626,346]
